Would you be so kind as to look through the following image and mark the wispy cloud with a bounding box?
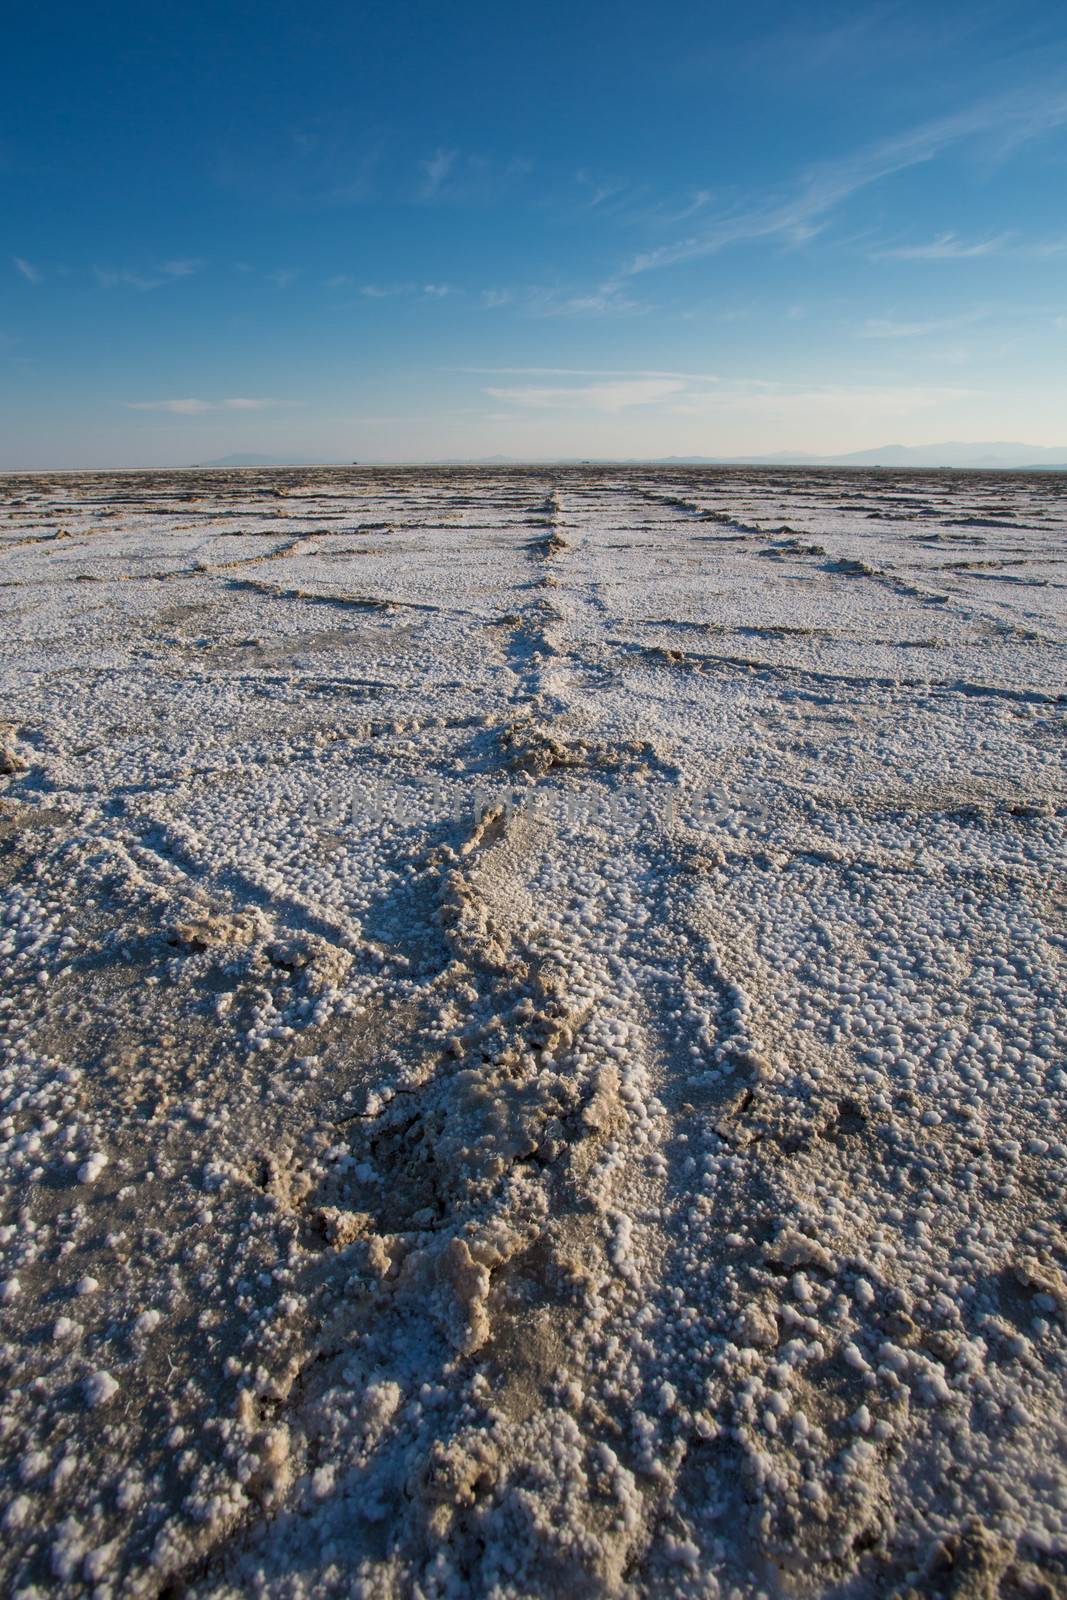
[158,257,205,277]
[223,397,299,410]
[267,268,300,289]
[1026,239,1067,259]
[419,147,458,198]
[665,380,983,420]
[126,398,214,415]
[535,286,644,317]
[13,257,42,284]
[486,378,688,412]
[871,231,1014,261]
[485,283,645,318]
[125,397,301,415]
[481,371,981,422]
[656,189,713,226]
[462,365,720,381]
[623,86,1067,276]
[341,281,456,301]
[860,309,987,338]
[416,147,533,205]
[478,281,649,317]
[95,260,205,291]
[96,268,159,291]
[574,170,630,211]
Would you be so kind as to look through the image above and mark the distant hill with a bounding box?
[183,443,1067,471]
[407,444,1067,470]
[816,442,1067,469]
[650,443,1067,469]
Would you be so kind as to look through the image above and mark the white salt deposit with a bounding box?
[0,464,1063,1596]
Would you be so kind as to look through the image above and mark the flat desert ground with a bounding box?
[0,466,1065,1599]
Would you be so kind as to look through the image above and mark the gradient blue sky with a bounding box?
[3,0,1067,465]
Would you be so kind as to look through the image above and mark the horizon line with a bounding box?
[4,455,1067,474]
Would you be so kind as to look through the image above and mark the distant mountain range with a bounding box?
[191,442,1067,471]
[843,442,1067,468]
[653,442,1067,470]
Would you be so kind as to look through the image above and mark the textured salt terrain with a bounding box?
[0,465,1064,1599]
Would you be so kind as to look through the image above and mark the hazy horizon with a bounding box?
[7,443,1067,474]
[3,0,1067,467]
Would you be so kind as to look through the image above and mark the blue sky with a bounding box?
[3,0,1067,465]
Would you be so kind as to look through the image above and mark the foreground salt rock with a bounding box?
[0,464,1064,1597]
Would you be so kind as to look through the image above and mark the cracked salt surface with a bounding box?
[0,464,1064,1597]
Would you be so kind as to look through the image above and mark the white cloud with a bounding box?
[624,86,1067,276]
[126,398,214,415]
[125,397,300,415]
[223,397,303,410]
[159,258,205,277]
[667,381,982,419]
[476,282,643,317]
[574,170,629,209]
[95,261,204,291]
[481,372,981,425]
[658,189,713,225]
[419,147,458,198]
[514,283,645,318]
[860,309,986,338]
[13,257,42,284]
[338,281,456,302]
[463,365,720,381]
[267,268,299,288]
[95,267,156,290]
[871,231,1013,260]
[539,289,643,317]
[485,378,687,412]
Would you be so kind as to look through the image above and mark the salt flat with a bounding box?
[0,466,1064,1598]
